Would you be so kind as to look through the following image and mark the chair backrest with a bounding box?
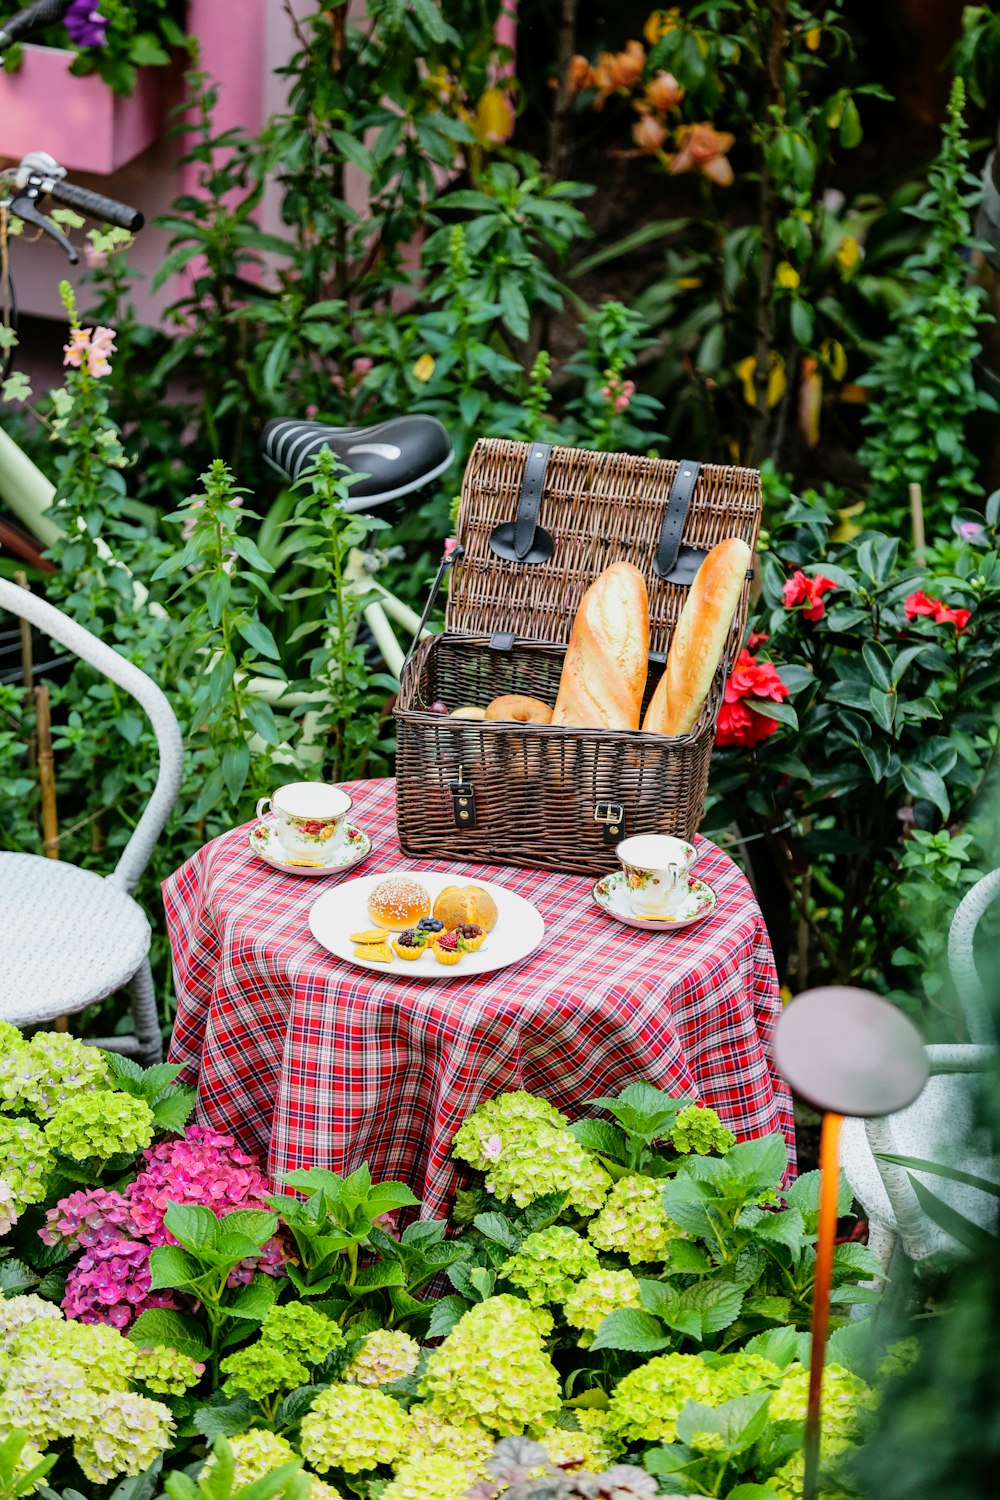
[948,868,1000,1047]
[0,578,183,894]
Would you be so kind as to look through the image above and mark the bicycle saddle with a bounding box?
[261,415,454,511]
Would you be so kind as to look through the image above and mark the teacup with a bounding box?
[255,782,353,864]
[616,834,697,919]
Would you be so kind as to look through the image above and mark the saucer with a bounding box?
[592,870,718,932]
[249,820,373,877]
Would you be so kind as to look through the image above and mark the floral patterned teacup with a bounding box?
[616,834,697,919]
[255,782,353,864]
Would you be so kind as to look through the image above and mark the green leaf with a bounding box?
[752,1207,806,1256]
[832,1242,886,1279]
[786,1169,853,1223]
[566,1119,630,1164]
[901,762,950,818]
[147,1244,203,1291]
[0,1258,37,1295]
[232,535,276,575]
[222,742,251,802]
[410,0,451,44]
[905,1175,997,1255]
[874,1153,1000,1198]
[151,1087,197,1134]
[676,1390,773,1457]
[207,571,231,628]
[329,128,376,174]
[226,1273,283,1321]
[364,1182,422,1218]
[192,1396,257,1441]
[427,1294,469,1339]
[590,1307,674,1353]
[869,687,897,733]
[790,298,813,346]
[840,97,863,148]
[237,618,281,661]
[164,1202,219,1255]
[743,1325,807,1369]
[498,280,530,341]
[128,1308,211,1361]
[678,1280,745,1335]
[474,1213,520,1251]
[825,1319,876,1378]
[720,1134,788,1193]
[862,641,893,690]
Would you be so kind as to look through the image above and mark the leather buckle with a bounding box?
[450,768,477,829]
[594,801,624,845]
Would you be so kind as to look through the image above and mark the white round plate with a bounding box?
[308,871,545,979]
[592,869,718,932]
[249,820,373,878]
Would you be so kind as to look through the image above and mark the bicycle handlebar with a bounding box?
[46,177,144,233]
[0,0,73,52]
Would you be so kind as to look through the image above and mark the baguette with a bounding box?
[552,561,649,731]
[642,537,752,736]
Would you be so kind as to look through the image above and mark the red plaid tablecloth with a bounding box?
[165,777,795,1216]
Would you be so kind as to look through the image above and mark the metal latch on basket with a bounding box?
[653,459,709,585]
[450,769,477,829]
[488,443,555,564]
[594,802,624,845]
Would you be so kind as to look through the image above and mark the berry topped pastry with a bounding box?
[454,922,484,952]
[432,931,463,966]
[415,916,445,934]
[392,928,432,961]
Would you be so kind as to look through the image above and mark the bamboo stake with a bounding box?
[802,1110,844,1500]
[34,684,59,860]
[909,482,926,566]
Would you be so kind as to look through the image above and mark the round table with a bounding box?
[165,777,795,1217]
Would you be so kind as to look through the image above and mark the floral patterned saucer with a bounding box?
[592,869,718,932]
[249,821,373,878]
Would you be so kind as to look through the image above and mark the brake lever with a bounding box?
[8,185,78,263]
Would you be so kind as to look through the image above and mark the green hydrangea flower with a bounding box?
[343,1329,421,1387]
[767,1451,858,1500]
[769,1362,871,1447]
[500,1228,600,1306]
[608,1351,781,1445]
[574,1407,625,1460]
[562,1268,643,1340]
[529,1419,615,1472]
[131,1342,205,1395]
[300,1384,411,1474]
[9,1318,135,1392]
[260,1302,344,1366]
[0,1031,110,1118]
[0,1355,99,1446]
[587,1175,684,1264]
[419,1294,559,1435]
[875,1337,920,1383]
[670,1104,735,1156]
[381,1454,478,1500]
[453,1093,610,1215]
[72,1390,174,1484]
[221,1342,309,1402]
[0,1294,63,1353]
[44,1092,154,1162]
[0,1118,54,1218]
[403,1405,495,1470]
[688,1430,726,1454]
[202,1430,343,1500]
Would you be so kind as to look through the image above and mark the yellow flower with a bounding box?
[677,276,702,289]
[736,353,786,409]
[775,262,800,290]
[412,354,435,383]
[804,26,822,51]
[820,338,847,381]
[831,500,865,542]
[836,236,861,276]
[474,88,513,146]
[643,9,680,44]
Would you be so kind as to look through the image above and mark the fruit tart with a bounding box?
[454,922,484,952]
[392,927,433,961]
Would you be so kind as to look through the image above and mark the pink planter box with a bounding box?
[0,44,165,174]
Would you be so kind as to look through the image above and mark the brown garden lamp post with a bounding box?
[774,987,929,1500]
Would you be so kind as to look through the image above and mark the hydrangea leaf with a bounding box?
[129,1308,211,1362]
[678,1280,745,1335]
[589,1308,674,1353]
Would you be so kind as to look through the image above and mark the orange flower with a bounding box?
[632,112,668,154]
[608,40,646,89]
[645,70,685,113]
[669,123,735,185]
[567,54,594,94]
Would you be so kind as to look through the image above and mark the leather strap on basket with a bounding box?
[488,443,555,564]
[653,460,702,581]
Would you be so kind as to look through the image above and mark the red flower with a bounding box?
[904,591,972,632]
[716,650,789,748]
[747,630,769,649]
[782,569,838,622]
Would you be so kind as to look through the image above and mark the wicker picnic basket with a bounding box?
[394,438,762,876]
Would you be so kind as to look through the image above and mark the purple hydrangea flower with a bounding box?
[64,0,108,50]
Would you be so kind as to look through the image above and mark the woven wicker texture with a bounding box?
[396,440,761,876]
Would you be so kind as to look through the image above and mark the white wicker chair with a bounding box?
[840,869,1000,1272]
[0,578,183,1064]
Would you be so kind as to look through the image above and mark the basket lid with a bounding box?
[447,438,762,654]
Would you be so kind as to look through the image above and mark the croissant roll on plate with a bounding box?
[551,561,650,731]
[642,536,752,737]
